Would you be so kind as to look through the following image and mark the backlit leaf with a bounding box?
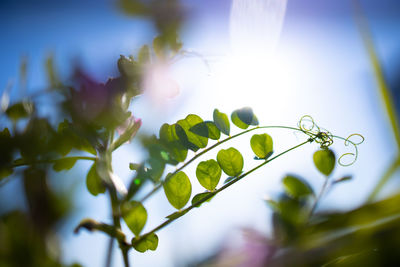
[191,192,214,207]
[163,172,192,210]
[217,148,244,177]
[196,159,221,191]
[231,107,259,129]
[250,133,273,159]
[176,114,208,151]
[213,109,230,135]
[313,149,336,176]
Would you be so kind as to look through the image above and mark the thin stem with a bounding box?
[12,156,97,168]
[134,139,311,240]
[104,237,114,267]
[309,177,330,216]
[139,125,312,202]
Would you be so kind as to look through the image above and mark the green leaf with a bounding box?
[213,109,230,135]
[53,157,78,172]
[231,107,258,129]
[86,163,106,196]
[313,149,336,176]
[159,123,188,162]
[132,233,159,253]
[191,192,214,207]
[217,148,244,177]
[163,172,192,210]
[122,201,147,236]
[189,121,221,140]
[176,114,208,151]
[282,175,314,198]
[250,133,273,159]
[165,209,189,220]
[147,158,165,183]
[6,102,34,121]
[196,159,221,191]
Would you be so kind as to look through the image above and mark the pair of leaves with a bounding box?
[231,107,259,129]
[132,233,158,253]
[313,149,336,176]
[213,107,259,134]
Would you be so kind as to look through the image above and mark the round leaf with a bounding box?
[217,147,244,177]
[196,159,222,191]
[86,162,106,196]
[282,175,314,198]
[53,157,78,172]
[213,109,230,135]
[163,172,192,210]
[191,192,214,207]
[176,114,208,151]
[231,107,259,129]
[250,133,273,159]
[313,149,336,176]
[122,201,147,236]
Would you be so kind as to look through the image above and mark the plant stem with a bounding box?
[309,177,330,216]
[104,237,114,267]
[134,139,311,240]
[139,125,312,203]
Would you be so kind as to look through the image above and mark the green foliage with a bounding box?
[86,163,106,196]
[282,175,314,199]
[313,149,336,176]
[132,233,159,253]
[190,121,221,140]
[250,133,273,159]
[231,107,259,129]
[196,159,222,191]
[217,147,244,177]
[176,114,208,151]
[213,109,230,135]
[122,201,147,236]
[163,172,192,210]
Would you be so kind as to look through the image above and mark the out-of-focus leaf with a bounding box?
[129,163,140,171]
[213,109,230,135]
[250,133,273,159]
[0,167,13,179]
[282,175,314,199]
[217,147,243,177]
[86,162,106,196]
[159,123,188,162]
[163,172,192,210]
[231,107,258,129]
[147,158,165,183]
[6,102,34,121]
[132,233,158,253]
[313,149,336,176]
[121,201,147,236]
[53,157,78,172]
[191,192,214,207]
[196,159,221,191]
